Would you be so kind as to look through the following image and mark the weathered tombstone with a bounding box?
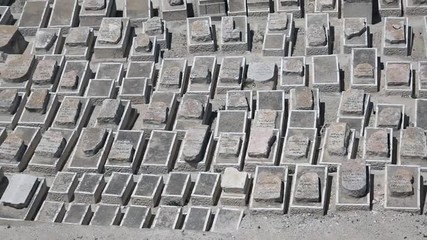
[183,207,212,231]
[279,57,306,92]
[161,172,191,206]
[399,127,427,168]
[382,17,409,56]
[187,17,215,53]
[79,0,114,29]
[140,130,178,173]
[350,48,377,92]
[213,132,246,172]
[130,174,163,206]
[52,97,91,131]
[311,55,340,92]
[160,0,187,21]
[221,16,248,52]
[152,206,183,229]
[216,57,245,94]
[90,204,121,226]
[343,18,369,54]
[363,127,392,170]
[63,27,95,60]
[191,172,221,205]
[219,167,250,206]
[120,206,151,228]
[62,203,93,225]
[211,208,244,231]
[305,13,330,56]
[245,127,279,172]
[47,172,78,202]
[93,18,131,60]
[17,1,50,36]
[74,173,106,203]
[101,172,134,205]
[124,0,152,27]
[35,201,66,223]
[384,61,412,96]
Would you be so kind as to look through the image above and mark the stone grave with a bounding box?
[74,173,106,203]
[93,18,131,60]
[129,34,158,62]
[143,17,169,50]
[90,204,121,226]
[262,33,286,57]
[62,203,93,225]
[219,167,250,206]
[104,130,145,174]
[101,172,135,205]
[156,58,188,95]
[95,62,125,85]
[311,55,340,92]
[245,127,280,172]
[0,126,41,172]
[279,57,306,92]
[51,96,92,132]
[0,174,47,220]
[399,127,427,169]
[152,206,183,229]
[214,110,247,140]
[281,127,317,172]
[415,99,427,130]
[289,164,328,214]
[174,93,211,138]
[28,129,77,174]
[140,130,178,173]
[384,61,413,96]
[343,18,369,54]
[84,79,115,103]
[227,0,247,15]
[0,89,26,129]
[249,165,288,213]
[382,17,409,56]
[161,172,191,206]
[384,165,421,213]
[350,48,377,92]
[417,61,427,97]
[275,0,302,17]
[337,88,371,136]
[305,13,330,56]
[187,56,217,97]
[212,132,246,172]
[314,0,338,17]
[256,90,285,111]
[194,0,226,17]
[245,62,277,90]
[216,57,245,94]
[124,0,152,27]
[318,122,355,170]
[187,17,215,53]
[405,0,427,15]
[379,0,402,17]
[247,0,270,15]
[0,54,35,93]
[191,172,221,205]
[47,172,78,202]
[289,87,320,113]
[119,77,150,104]
[31,56,64,91]
[35,201,66,223]
[160,0,187,21]
[183,207,212,231]
[126,60,155,84]
[336,159,370,211]
[175,127,213,171]
[211,208,244,231]
[18,89,59,131]
[287,110,317,129]
[252,109,284,133]
[48,0,79,34]
[62,27,95,60]
[375,103,404,130]
[363,127,393,170]
[67,127,113,174]
[130,174,163,206]
[120,206,151,228]
[17,1,50,36]
[79,0,115,29]
[86,99,132,132]
[220,16,248,52]
[56,60,91,98]
[225,90,252,118]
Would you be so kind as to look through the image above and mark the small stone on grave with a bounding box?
[253,169,283,202]
[366,129,389,157]
[191,20,211,42]
[61,71,79,90]
[85,0,106,10]
[293,86,313,110]
[385,21,406,44]
[284,135,310,159]
[35,31,57,51]
[345,19,366,40]
[1,174,38,209]
[389,168,414,197]
[221,167,248,194]
[340,89,365,115]
[327,123,351,156]
[269,13,288,31]
[109,140,135,162]
[35,130,66,158]
[98,19,123,44]
[97,99,124,125]
[354,63,374,78]
[247,127,275,159]
[307,24,327,47]
[295,172,320,202]
[135,34,152,52]
[2,55,33,83]
[33,59,56,85]
[81,128,108,156]
[145,17,163,36]
[56,98,81,126]
[0,133,26,161]
[169,0,183,6]
[179,98,204,120]
[283,59,303,76]
[222,17,240,42]
[26,89,49,114]
[66,28,90,47]
[386,63,410,86]
[341,159,367,198]
[378,107,401,127]
[0,89,19,114]
[144,106,168,124]
[217,134,242,159]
